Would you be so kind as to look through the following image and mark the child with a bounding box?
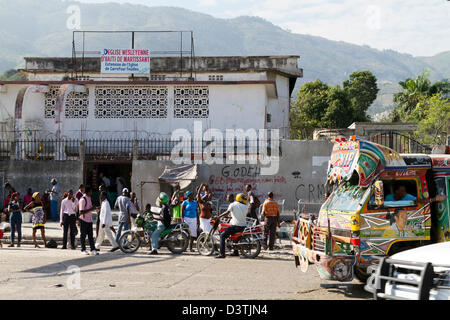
[144,203,152,219]
[8,192,22,247]
[24,192,47,248]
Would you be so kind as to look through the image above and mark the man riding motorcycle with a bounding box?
[215,193,248,259]
[149,192,172,255]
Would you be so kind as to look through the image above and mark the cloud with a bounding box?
[76,0,450,56]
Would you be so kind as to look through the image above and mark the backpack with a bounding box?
[46,239,58,248]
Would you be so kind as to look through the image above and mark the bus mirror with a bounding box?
[374,180,384,207]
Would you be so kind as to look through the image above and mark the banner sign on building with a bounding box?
[101,49,150,74]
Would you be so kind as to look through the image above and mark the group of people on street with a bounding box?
[1,179,282,257]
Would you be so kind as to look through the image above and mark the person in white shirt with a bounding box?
[99,172,111,188]
[60,190,78,250]
[215,193,248,259]
[95,191,119,252]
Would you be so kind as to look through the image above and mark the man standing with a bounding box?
[197,183,213,233]
[75,184,85,200]
[78,186,98,256]
[170,183,184,223]
[215,193,248,259]
[50,178,59,221]
[114,188,132,245]
[99,172,110,189]
[95,191,119,252]
[245,184,260,222]
[60,190,78,250]
[261,192,280,251]
[24,188,33,206]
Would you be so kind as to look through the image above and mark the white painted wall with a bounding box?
[0,83,271,139]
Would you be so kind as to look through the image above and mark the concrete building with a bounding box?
[0,56,302,141]
[1,55,332,214]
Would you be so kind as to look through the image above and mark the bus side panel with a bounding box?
[434,174,450,242]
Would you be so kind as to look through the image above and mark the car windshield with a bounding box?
[323,182,367,212]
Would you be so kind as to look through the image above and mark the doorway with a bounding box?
[84,161,132,206]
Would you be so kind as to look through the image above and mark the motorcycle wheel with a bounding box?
[166,230,189,254]
[239,234,261,259]
[196,232,215,256]
[118,231,141,254]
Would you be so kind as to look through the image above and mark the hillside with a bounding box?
[0,0,448,117]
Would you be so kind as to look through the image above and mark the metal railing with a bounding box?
[369,132,432,154]
[0,138,269,161]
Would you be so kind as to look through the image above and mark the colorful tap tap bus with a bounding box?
[292,137,450,282]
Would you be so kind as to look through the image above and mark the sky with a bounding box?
[75,0,450,57]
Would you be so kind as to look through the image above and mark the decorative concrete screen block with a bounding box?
[44,86,59,118]
[174,86,209,118]
[44,85,89,119]
[65,90,90,118]
[94,85,168,118]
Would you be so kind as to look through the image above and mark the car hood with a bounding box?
[391,242,450,267]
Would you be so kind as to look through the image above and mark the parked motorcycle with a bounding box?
[196,216,263,259]
[118,215,190,254]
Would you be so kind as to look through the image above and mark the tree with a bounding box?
[322,86,353,128]
[390,69,432,121]
[290,71,378,139]
[412,94,450,146]
[290,80,330,139]
[343,70,379,122]
[0,69,26,81]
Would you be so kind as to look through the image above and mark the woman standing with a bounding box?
[181,191,199,252]
[196,183,213,234]
[24,192,47,248]
[8,192,22,247]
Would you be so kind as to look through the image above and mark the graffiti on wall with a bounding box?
[208,165,287,205]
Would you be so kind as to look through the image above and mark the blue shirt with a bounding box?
[182,200,198,218]
[385,193,416,201]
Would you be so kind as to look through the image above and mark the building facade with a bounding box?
[0,56,302,141]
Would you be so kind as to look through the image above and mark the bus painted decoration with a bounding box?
[293,138,450,283]
[328,139,406,187]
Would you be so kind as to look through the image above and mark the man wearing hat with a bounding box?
[50,178,60,221]
[114,188,132,244]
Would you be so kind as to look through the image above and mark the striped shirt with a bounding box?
[262,198,279,217]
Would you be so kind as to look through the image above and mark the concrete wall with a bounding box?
[1,82,278,138]
[0,160,82,208]
[132,140,333,213]
[24,56,302,78]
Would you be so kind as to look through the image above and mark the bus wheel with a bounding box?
[354,266,369,283]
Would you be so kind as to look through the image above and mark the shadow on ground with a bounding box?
[19,252,178,281]
[320,283,372,299]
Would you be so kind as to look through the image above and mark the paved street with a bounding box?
[0,242,371,300]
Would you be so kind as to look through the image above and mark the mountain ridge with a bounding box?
[0,0,448,116]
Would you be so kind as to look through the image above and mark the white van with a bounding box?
[365,242,450,300]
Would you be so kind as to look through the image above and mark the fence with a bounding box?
[369,132,432,154]
[0,138,272,161]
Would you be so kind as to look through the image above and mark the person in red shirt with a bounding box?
[75,184,85,200]
[24,188,33,206]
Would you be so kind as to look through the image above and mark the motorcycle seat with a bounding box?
[229,232,243,239]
